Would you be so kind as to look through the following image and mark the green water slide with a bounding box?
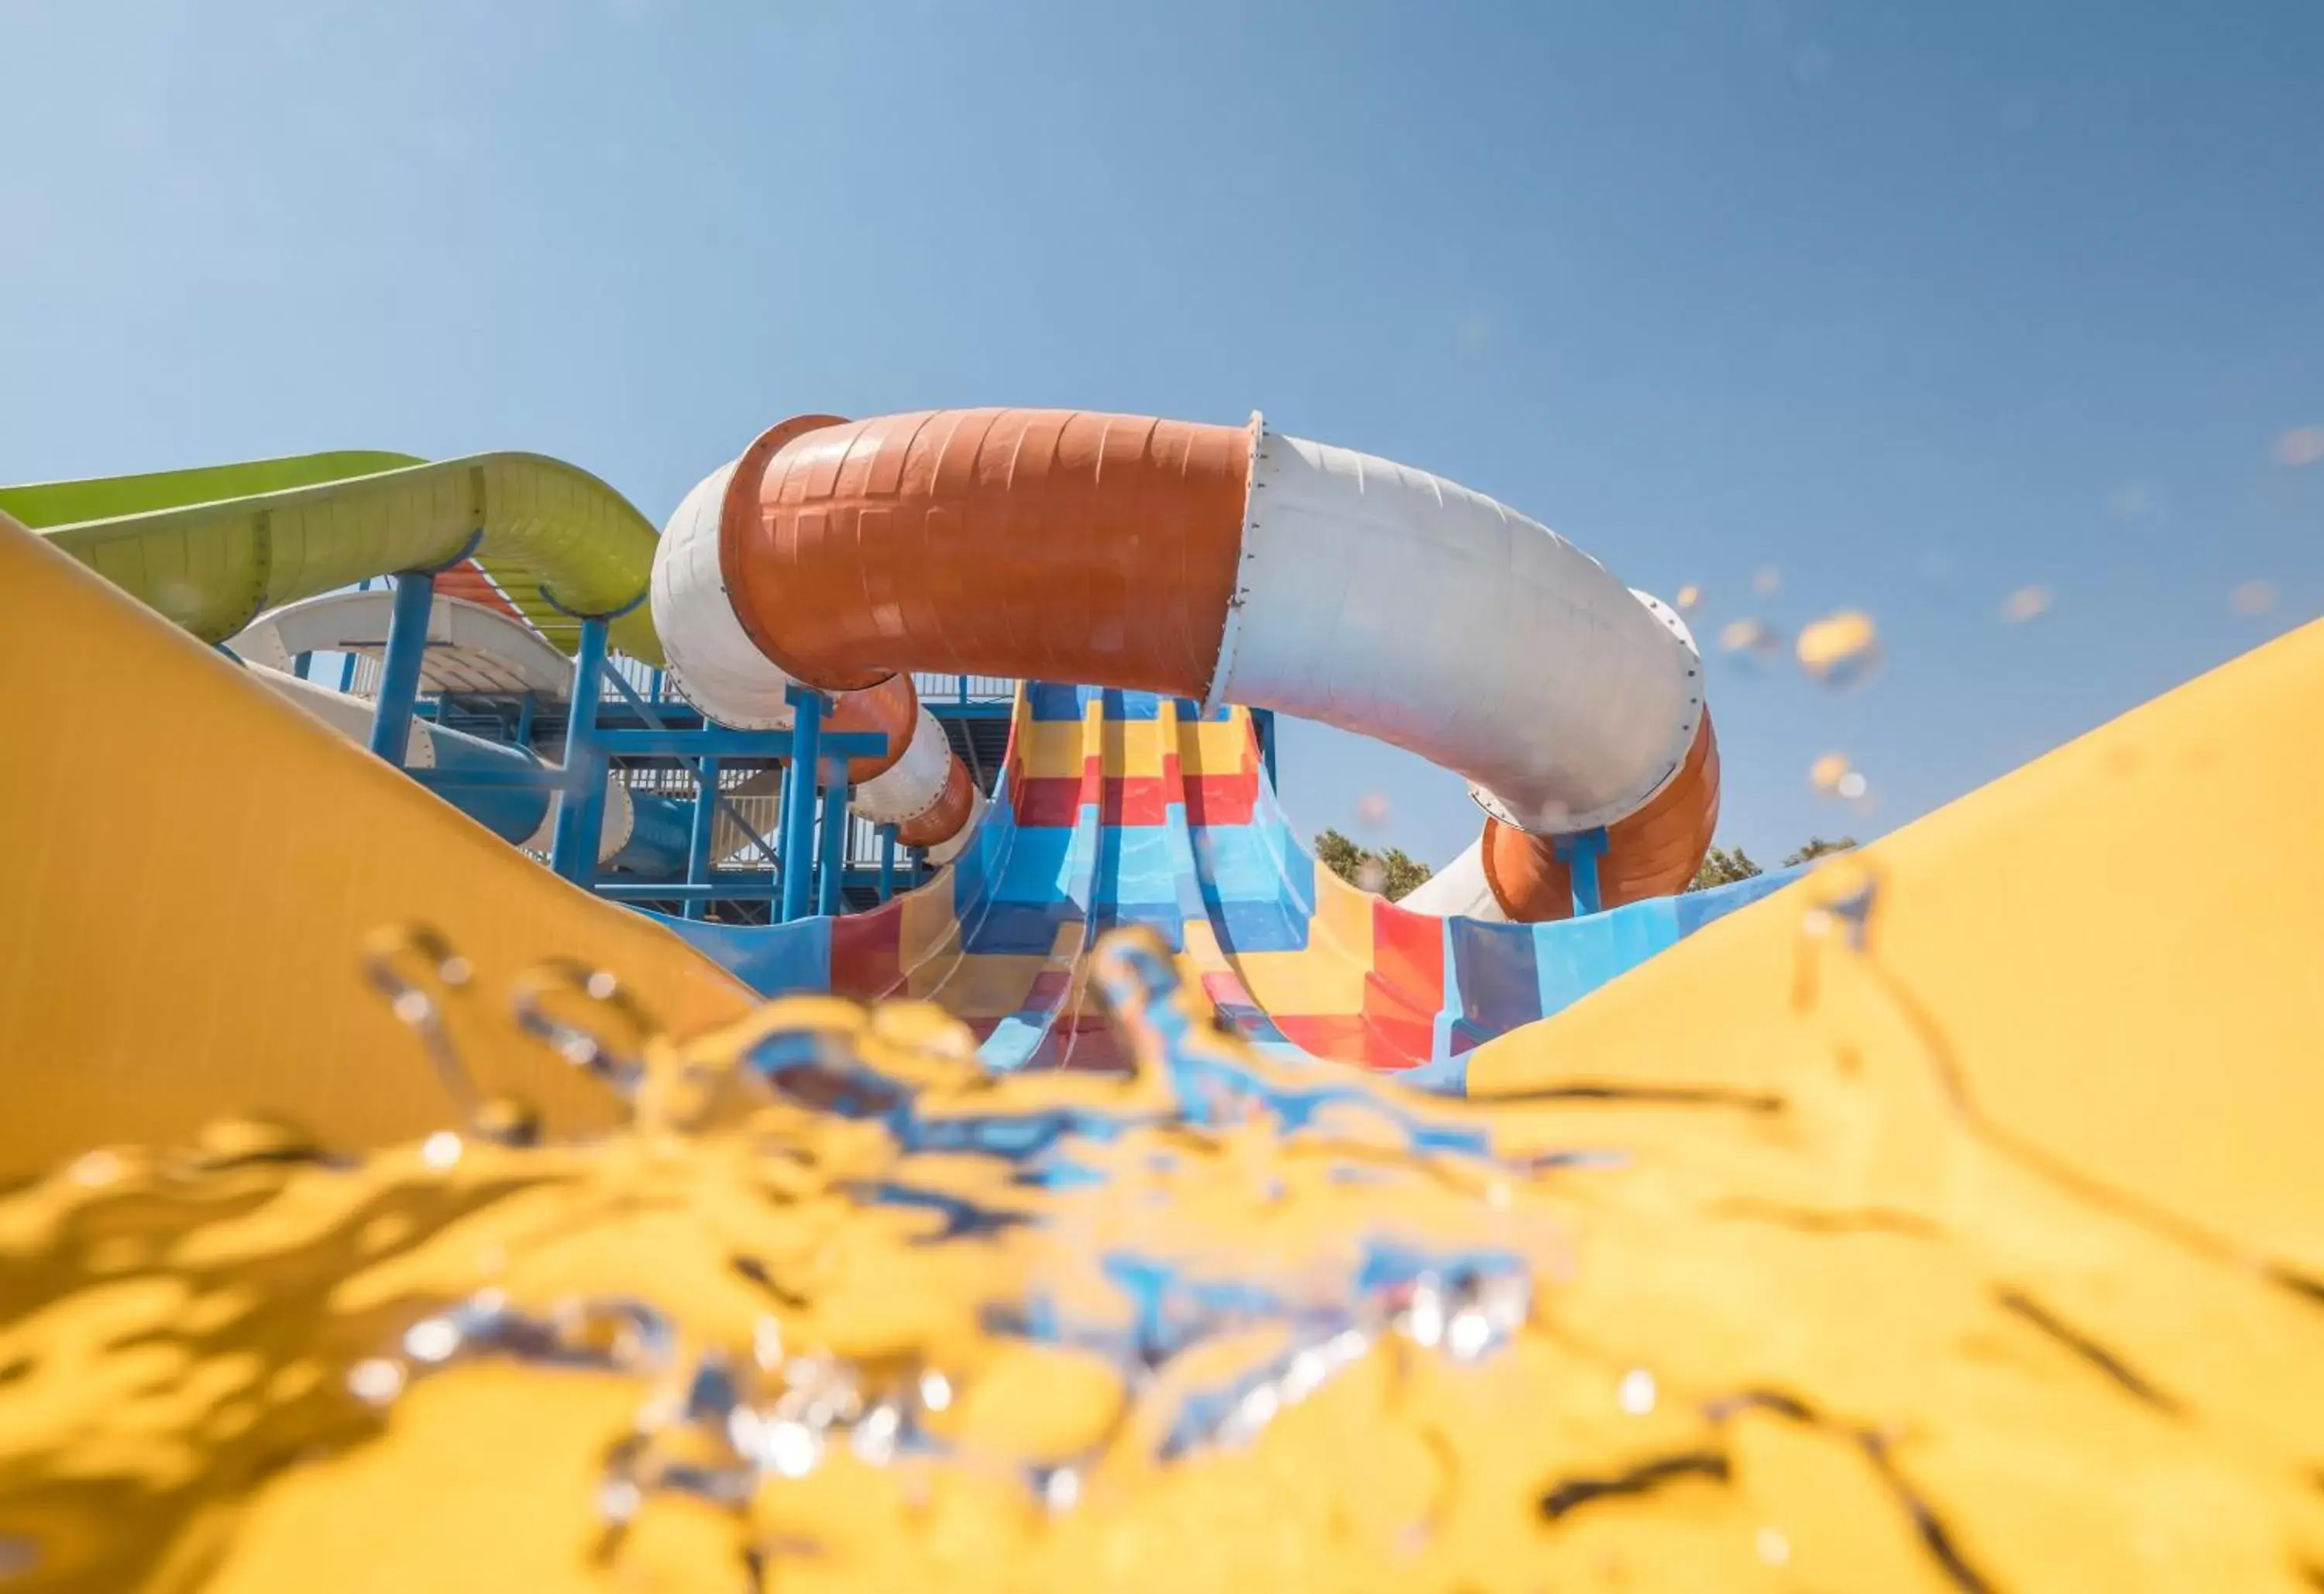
[1,450,666,663]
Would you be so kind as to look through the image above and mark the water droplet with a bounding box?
[1403,1283,1447,1348]
[1618,1368,1657,1415]
[1809,754,1851,795]
[348,1358,407,1406]
[2273,424,2324,468]
[1354,858,1387,894]
[597,1476,643,1526]
[917,1369,953,1412]
[421,1131,463,1170]
[1795,610,1881,689]
[1753,567,1782,596]
[1836,771,1867,801]
[765,1421,819,1479]
[1717,618,1784,661]
[2229,579,2277,617]
[67,1149,121,1187]
[1042,1468,1082,1512]
[1354,792,1391,828]
[851,1403,902,1465]
[1676,583,1702,611]
[1755,1525,1792,1567]
[1446,1308,1494,1361]
[2000,586,2052,624]
[404,1317,462,1365]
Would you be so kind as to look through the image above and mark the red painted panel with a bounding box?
[1183,770,1258,825]
[1370,898,1446,1008]
[1011,777,1083,827]
[1100,776,1168,826]
[829,905,902,1001]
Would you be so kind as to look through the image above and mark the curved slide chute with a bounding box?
[655,408,1719,921]
[231,591,689,874]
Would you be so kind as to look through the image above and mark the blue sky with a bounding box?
[4,0,2319,869]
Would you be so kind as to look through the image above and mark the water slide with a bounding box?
[13,432,2324,1589]
[9,407,1756,1082]
[231,589,690,872]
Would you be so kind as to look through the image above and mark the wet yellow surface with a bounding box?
[5,912,2323,1592]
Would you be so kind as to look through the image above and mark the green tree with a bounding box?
[1313,828,1435,902]
[1783,836,1859,867]
[1687,845,1763,891]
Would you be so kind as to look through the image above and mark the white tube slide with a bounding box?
[1212,428,1703,837]
[243,663,649,865]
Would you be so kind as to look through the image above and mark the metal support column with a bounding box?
[514,691,537,749]
[548,617,611,885]
[778,687,824,922]
[815,759,848,917]
[683,754,721,921]
[877,826,897,903]
[293,651,313,681]
[367,571,436,765]
[1558,828,1608,917]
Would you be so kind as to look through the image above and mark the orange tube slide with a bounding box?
[720,410,1252,699]
[1481,712,1721,919]
[687,407,1717,922]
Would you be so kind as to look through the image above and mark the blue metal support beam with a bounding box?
[293,651,313,681]
[778,687,824,922]
[815,757,849,917]
[367,571,436,765]
[683,754,721,922]
[1557,828,1609,917]
[514,692,537,748]
[548,617,610,884]
[590,727,888,761]
[596,880,782,902]
[877,826,897,902]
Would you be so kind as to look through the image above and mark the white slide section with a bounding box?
[1395,836,1505,922]
[243,663,648,864]
[236,583,964,867]
[1212,425,1704,837]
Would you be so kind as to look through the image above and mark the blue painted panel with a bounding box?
[1095,824,1182,909]
[1446,918,1543,1041]
[1091,902,1184,948]
[1672,865,1804,933]
[650,912,831,998]
[962,900,1082,956]
[1025,682,1095,721]
[1531,900,1684,1020]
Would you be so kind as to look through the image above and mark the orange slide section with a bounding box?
[725,409,1253,697]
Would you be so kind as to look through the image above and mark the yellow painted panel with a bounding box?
[909,954,1053,1018]
[1182,717,1256,771]
[1015,722,1088,778]
[1470,615,2324,1276]
[1307,871,1379,966]
[1232,945,1371,1015]
[0,517,752,1178]
[895,870,961,971]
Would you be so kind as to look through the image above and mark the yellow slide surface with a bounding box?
[1470,611,2324,1273]
[0,513,749,1175]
